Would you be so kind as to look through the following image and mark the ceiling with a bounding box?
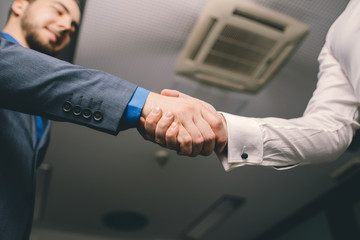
[1,0,356,239]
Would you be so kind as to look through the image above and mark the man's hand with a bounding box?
[138,107,179,151]
[138,90,228,156]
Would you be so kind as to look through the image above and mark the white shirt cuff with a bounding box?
[217,112,264,171]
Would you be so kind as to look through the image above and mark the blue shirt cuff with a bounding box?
[122,87,150,129]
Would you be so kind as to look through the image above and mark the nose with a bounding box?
[56,16,75,44]
[58,15,73,32]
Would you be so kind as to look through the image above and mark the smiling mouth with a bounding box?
[46,28,61,43]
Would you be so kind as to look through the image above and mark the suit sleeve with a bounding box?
[0,36,138,135]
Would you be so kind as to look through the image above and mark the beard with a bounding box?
[20,12,59,56]
[25,32,58,57]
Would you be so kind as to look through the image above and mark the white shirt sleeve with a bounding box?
[217,1,360,171]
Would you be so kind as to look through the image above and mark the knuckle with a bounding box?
[212,118,223,129]
[183,102,195,112]
[159,120,171,129]
[146,116,156,125]
[144,122,155,131]
[217,135,227,146]
[165,130,176,139]
[192,136,204,146]
[146,118,154,125]
[178,135,192,146]
[204,132,215,143]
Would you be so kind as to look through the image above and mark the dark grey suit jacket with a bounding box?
[0,34,138,239]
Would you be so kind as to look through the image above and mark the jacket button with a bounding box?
[62,101,72,112]
[73,105,82,116]
[82,109,92,119]
[93,111,103,122]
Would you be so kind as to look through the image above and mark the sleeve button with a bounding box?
[62,101,72,112]
[82,109,92,119]
[73,105,82,116]
[93,111,103,122]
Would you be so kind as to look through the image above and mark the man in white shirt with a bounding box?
[141,0,360,171]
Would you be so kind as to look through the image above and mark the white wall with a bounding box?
[0,1,12,28]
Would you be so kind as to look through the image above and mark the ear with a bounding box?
[11,0,30,17]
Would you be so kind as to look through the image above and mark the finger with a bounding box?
[144,92,203,156]
[160,89,180,97]
[161,91,217,155]
[163,90,217,114]
[165,122,179,150]
[215,113,228,153]
[177,125,193,156]
[181,121,203,156]
[193,117,215,156]
[137,116,148,140]
[161,90,196,101]
[199,99,217,113]
[144,107,162,141]
[173,91,192,99]
[172,100,204,156]
[155,111,175,146]
[201,108,228,154]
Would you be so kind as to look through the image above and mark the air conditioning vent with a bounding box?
[190,18,218,60]
[203,24,276,76]
[175,0,309,92]
[232,9,286,32]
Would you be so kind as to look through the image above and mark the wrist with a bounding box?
[141,92,157,118]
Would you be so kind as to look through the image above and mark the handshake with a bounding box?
[138,89,228,156]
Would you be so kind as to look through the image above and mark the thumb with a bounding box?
[162,89,196,101]
[162,89,216,113]
[161,89,180,97]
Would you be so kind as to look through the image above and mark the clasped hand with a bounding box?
[138,89,227,156]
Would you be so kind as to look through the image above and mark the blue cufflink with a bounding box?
[241,153,248,159]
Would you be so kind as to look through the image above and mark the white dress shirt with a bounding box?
[218,0,360,171]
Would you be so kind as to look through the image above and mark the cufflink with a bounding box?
[241,153,248,159]
[241,146,248,159]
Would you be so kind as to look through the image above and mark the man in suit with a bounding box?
[0,0,228,238]
[146,0,360,171]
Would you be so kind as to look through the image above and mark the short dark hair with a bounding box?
[7,0,81,21]
[25,0,81,7]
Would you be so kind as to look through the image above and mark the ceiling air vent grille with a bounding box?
[204,24,276,76]
[190,18,218,60]
[175,0,309,92]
